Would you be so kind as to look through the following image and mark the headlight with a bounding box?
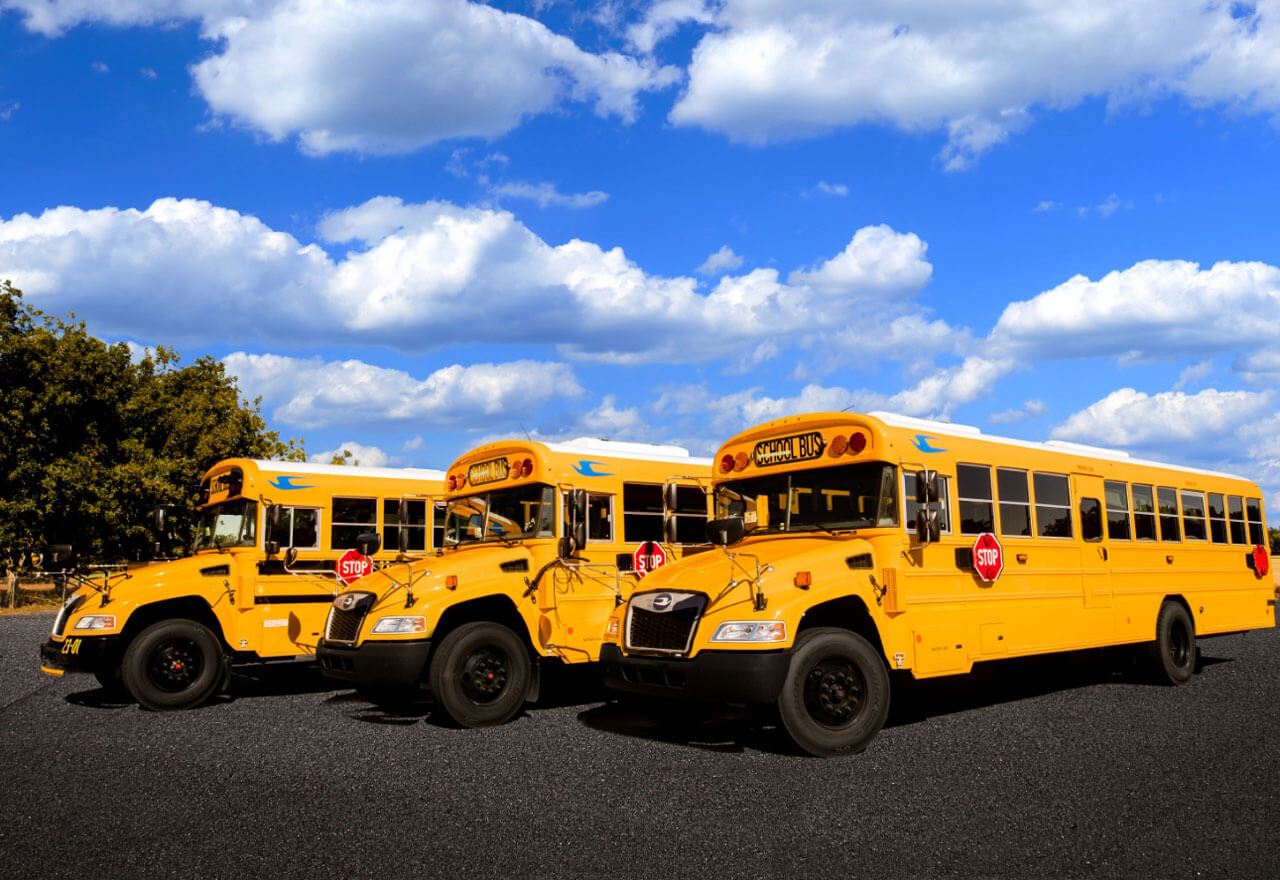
[710,621,786,642]
[370,616,426,635]
[73,615,117,631]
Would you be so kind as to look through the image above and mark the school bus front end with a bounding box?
[317,438,712,727]
[40,458,445,710]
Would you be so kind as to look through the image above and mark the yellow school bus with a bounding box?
[601,411,1277,756]
[39,458,445,709]
[316,438,712,726]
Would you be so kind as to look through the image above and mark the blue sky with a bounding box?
[3,1,1280,505]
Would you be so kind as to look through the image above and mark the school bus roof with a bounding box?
[458,437,711,467]
[716,411,1247,483]
[204,458,447,482]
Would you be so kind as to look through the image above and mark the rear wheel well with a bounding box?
[1160,594,1194,635]
[797,596,886,661]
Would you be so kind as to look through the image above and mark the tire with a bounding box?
[93,666,127,695]
[428,622,530,728]
[777,627,891,757]
[121,619,228,711]
[1149,601,1196,685]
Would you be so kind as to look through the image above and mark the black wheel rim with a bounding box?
[1168,619,1192,670]
[802,656,866,728]
[146,638,204,693]
[460,646,510,704]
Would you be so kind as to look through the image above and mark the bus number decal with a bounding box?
[753,432,826,467]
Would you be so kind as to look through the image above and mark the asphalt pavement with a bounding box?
[2,610,1278,879]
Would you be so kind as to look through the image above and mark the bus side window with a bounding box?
[268,506,320,550]
[384,498,427,552]
[1104,480,1131,540]
[1079,498,1103,542]
[433,501,447,549]
[1180,491,1207,541]
[1156,487,1181,542]
[1228,495,1247,544]
[957,464,994,535]
[1207,493,1228,544]
[587,493,613,542]
[1246,498,1265,545]
[622,483,663,542]
[332,497,377,549]
[670,484,709,543]
[1132,484,1157,540]
[1032,472,1072,538]
[997,468,1031,537]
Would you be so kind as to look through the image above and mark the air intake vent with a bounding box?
[500,559,529,573]
[845,554,872,570]
[324,591,376,644]
[625,591,707,655]
[200,565,230,577]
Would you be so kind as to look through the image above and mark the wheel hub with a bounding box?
[461,648,509,703]
[148,640,202,692]
[804,660,865,727]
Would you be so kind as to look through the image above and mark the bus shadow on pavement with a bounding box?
[575,645,1233,755]
[65,661,342,709]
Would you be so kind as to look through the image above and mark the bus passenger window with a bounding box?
[1207,493,1228,544]
[332,497,377,550]
[384,498,427,552]
[622,484,663,543]
[957,464,994,535]
[433,501,447,549]
[1180,491,1207,541]
[588,494,613,542]
[997,468,1031,537]
[1228,495,1247,544]
[1132,485,1157,541]
[268,506,320,550]
[670,484,709,543]
[1246,498,1265,545]
[1104,481,1131,540]
[1033,472,1072,538]
[1157,487,1180,542]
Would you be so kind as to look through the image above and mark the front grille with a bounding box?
[53,594,84,638]
[625,591,706,655]
[323,592,375,644]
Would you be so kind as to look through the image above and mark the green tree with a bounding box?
[0,280,304,570]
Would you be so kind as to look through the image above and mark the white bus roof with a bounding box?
[866,411,1244,481]
[242,460,447,481]
[542,437,713,467]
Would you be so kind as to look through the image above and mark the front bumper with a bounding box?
[40,635,121,676]
[316,639,432,689]
[600,643,792,704]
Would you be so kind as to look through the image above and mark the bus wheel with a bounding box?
[1150,601,1196,685]
[778,628,890,757]
[428,622,530,728]
[121,620,228,711]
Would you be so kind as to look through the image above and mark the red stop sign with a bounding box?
[336,548,373,585]
[972,533,1003,582]
[632,541,667,578]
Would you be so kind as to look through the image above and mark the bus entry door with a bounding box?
[1072,473,1113,611]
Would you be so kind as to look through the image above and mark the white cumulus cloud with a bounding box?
[1051,387,1275,450]
[310,441,393,468]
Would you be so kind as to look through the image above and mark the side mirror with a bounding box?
[398,528,409,553]
[264,540,280,556]
[569,488,587,522]
[284,547,298,567]
[45,544,75,571]
[705,517,745,546]
[664,482,680,512]
[356,533,381,556]
[915,470,940,504]
[266,504,282,530]
[915,509,941,544]
[558,536,574,559]
[664,514,678,544]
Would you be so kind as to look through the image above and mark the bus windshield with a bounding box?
[193,499,259,551]
[445,485,555,546]
[715,462,898,534]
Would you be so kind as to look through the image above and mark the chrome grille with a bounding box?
[625,591,706,655]
[52,594,84,638]
[323,592,375,644]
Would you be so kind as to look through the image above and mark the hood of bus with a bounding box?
[348,541,550,632]
[634,533,879,616]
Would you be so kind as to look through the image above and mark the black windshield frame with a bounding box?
[444,484,556,546]
[714,462,899,534]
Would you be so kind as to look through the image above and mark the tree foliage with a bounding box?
[0,280,304,570]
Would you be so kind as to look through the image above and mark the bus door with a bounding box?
[254,502,340,655]
[1072,473,1113,613]
[535,491,625,662]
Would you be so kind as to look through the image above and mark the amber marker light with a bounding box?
[829,435,849,456]
[794,571,812,588]
[734,452,749,471]
[446,575,458,590]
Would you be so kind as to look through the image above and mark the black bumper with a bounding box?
[316,639,432,688]
[600,643,792,704]
[40,635,121,675]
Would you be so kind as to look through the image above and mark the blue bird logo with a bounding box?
[573,460,613,477]
[911,435,947,454]
[269,475,314,490]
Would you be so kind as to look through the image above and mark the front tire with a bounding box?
[428,622,530,728]
[1149,601,1196,685]
[777,628,890,757]
[122,620,227,711]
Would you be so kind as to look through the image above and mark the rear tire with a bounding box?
[1149,601,1196,685]
[428,622,530,728]
[777,627,890,757]
[122,620,227,710]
